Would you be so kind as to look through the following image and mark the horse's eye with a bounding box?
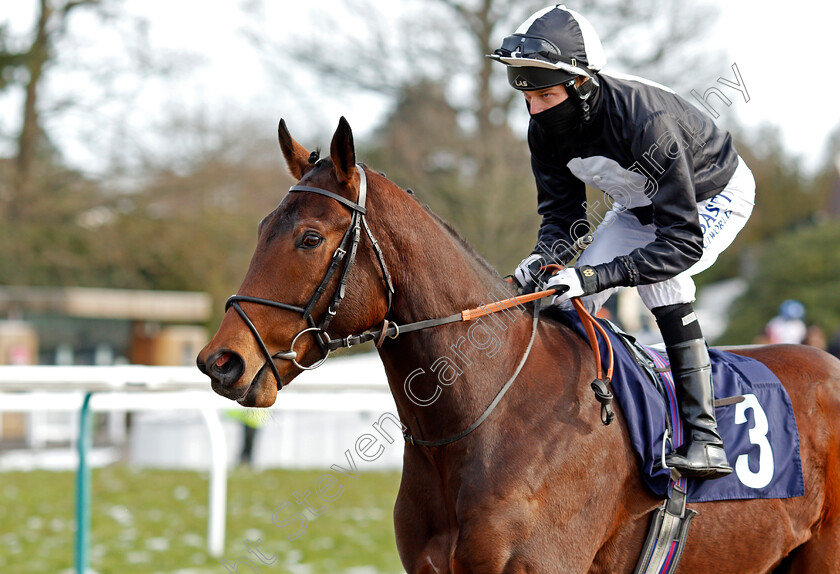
[299,232,323,249]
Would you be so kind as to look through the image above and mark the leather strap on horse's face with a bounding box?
[224,164,395,383]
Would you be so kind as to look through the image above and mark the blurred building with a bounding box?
[0,286,211,366]
[0,286,211,451]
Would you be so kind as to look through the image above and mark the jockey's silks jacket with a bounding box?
[528,72,739,290]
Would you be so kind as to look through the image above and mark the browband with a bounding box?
[288,185,367,214]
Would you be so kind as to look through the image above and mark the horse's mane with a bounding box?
[419,205,504,281]
[374,168,504,282]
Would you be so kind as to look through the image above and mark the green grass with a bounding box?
[0,465,405,574]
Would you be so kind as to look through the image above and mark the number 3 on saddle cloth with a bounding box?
[555,309,805,573]
[555,309,805,502]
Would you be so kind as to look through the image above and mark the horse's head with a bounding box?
[197,117,392,407]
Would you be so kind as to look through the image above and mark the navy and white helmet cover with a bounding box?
[489,5,606,90]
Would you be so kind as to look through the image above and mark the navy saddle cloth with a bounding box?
[555,309,805,503]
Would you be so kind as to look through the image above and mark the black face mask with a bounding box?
[530,97,581,134]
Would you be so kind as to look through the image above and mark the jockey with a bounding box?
[489,5,756,479]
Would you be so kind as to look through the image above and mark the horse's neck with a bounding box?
[370,187,539,442]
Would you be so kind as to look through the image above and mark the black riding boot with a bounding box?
[665,338,733,479]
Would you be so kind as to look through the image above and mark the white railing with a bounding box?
[0,354,393,573]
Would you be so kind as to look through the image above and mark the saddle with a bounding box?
[549,308,805,574]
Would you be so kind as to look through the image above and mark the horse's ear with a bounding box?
[277,119,310,180]
[329,116,356,185]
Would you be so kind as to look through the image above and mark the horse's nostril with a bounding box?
[197,349,245,386]
[215,353,232,370]
[214,353,239,377]
[206,350,245,387]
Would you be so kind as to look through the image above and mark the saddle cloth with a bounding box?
[555,309,805,502]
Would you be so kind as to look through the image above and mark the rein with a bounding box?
[403,301,544,447]
[225,164,615,445]
[543,263,616,426]
[325,287,563,352]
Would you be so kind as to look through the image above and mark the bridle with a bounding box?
[225,164,394,383]
[222,162,615,443]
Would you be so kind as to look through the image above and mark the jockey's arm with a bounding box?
[590,114,704,291]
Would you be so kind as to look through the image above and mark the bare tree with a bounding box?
[2,0,106,217]
[248,0,721,128]
[0,1,213,293]
[1,0,188,220]
[243,0,724,272]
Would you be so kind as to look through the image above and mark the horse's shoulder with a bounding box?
[535,313,590,353]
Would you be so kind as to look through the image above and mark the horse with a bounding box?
[197,117,840,573]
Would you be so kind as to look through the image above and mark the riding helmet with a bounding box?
[488,4,606,91]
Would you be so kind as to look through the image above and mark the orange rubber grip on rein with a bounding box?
[574,298,602,379]
[542,262,614,381]
[573,299,614,381]
[461,289,557,322]
[503,267,614,382]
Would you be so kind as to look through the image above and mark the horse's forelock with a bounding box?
[307,148,321,165]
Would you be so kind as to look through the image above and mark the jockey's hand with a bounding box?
[513,253,546,293]
[546,266,600,305]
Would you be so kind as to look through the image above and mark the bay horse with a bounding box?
[197,117,840,573]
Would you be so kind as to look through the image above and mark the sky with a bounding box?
[706,0,840,168]
[2,0,839,174]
